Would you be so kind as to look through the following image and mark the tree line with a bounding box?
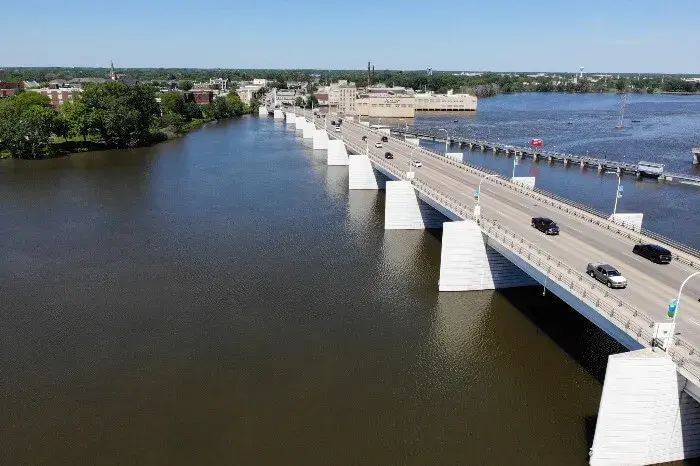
[0,82,258,159]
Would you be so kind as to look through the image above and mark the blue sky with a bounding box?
[2,0,699,73]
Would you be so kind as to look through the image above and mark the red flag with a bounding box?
[530,138,544,147]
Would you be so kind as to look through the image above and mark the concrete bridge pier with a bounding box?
[580,160,585,168]
[285,113,296,126]
[295,116,306,129]
[597,164,603,172]
[492,147,498,154]
[302,121,315,139]
[312,129,329,150]
[438,221,537,292]
[548,155,554,163]
[480,144,486,152]
[590,349,700,465]
[327,140,349,166]
[693,149,700,164]
[258,107,268,116]
[533,153,539,162]
[385,181,446,229]
[468,143,474,150]
[348,154,385,190]
[273,109,284,120]
[563,158,570,166]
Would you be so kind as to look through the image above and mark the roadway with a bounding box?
[330,118,700,355]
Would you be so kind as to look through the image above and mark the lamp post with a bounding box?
[474,174,498,222]
[605,171,622,218]
[667,271,700,352]
[438,128,448,153]
[399,118,409,141]
[512,154,519,179]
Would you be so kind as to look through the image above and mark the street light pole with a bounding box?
[438,128,448,153]
[475,174,498,222]
[612,172,621,218]
[512,155,518,179]
[668,271,700,352]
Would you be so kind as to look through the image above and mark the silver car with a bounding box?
[586,262,627,289]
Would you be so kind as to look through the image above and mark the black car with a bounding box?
[362,135,367,141]
[531,217,560,235]
[330,120,336,126]
[381,136,389,142]
[384,152,393,159]
[633,244,672,264]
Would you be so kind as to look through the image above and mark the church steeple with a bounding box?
[109,61,117,81]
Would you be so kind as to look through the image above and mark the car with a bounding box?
[633,244,672,264]
[531,217,560,235]
[335,126,341,132]
[331,120,336,126]
[362,136,367,141]
[384,152,393,159]
[375,142,383,148]
[586,263,627,289]
[412,161,422,167]
[381,136,388,142]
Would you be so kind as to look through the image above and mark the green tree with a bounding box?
[225,92,246,116]
[60,100,93,141]
[178,80,193,91]
[211,97,233,120]
[615,79,627,92]
[294,96,305,107]
[304,94,318,109]
[0,92,58,158]
[160,91,187,117]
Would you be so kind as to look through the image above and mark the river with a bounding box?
[0,105,694,464]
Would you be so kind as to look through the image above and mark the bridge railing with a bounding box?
[301,113,700,383]
[351,121,700,270]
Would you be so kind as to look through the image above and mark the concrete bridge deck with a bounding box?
[395,128,700,186]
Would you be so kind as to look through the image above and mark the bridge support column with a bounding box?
[445,152,464,162]
[285,113,296,126]
[295,116,305,128]
[598,164,603,172]
[694,149,700,164]
[312,129,329,149]
[258,107,268,116]
[302,122,315,139]
[580,160,585,168]
[438,221,537,292]
[385,181,446,230]
[327,140,349,166]
[349,154,384,190]
[273,109,284,119]
[590,349,700,465]
[492,147,497,154]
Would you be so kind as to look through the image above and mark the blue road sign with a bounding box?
[668,298,679,318]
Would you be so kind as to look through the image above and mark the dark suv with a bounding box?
[384,152,393,159]
[381,136,389,142]
[633,244,672,264]
[531,217,560,235]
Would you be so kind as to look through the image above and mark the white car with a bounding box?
[374,142,383,148]
[335,126,341,132]
[412,161,423,167]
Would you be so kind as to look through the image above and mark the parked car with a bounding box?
[362,136,367,141]
[335,126,341,132]
[586,263,627,289]
[633,244,672,264]
[331,120,336,126]
[375,142,383,148]
[531,217,560,235]
[412,161,422,167]
[381,136,388,142]
[385,152,393,159]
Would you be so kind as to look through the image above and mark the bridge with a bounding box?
[394,128,700,187]
[275,109,700,465]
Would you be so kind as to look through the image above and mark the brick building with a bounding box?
[185,90,214,104]
[0,82,23,98]
[36,88,80,107]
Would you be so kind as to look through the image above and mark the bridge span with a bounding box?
[278,109,700,465]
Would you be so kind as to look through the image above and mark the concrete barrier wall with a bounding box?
[258,107,268,116]
[302,123,315,139]
[385,181,446,230]
[590,349,700,465]
[445,152,464,163]
[405,138,420,146]
[511,176,536,189]
[327,140,349,166]
[273,109,284,119]
[438,221,537,291]
[286,113,296,125]
[609,213,643,232]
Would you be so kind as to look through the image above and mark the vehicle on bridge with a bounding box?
[587,263,627,289]
[335,126,341,132]
[362,136,367,142]
[531,217,560,235]
[412,161,422,168]
[633,243,672,264]
[381,136,389,142]
[385,152,393,159]
[375,142,383,148]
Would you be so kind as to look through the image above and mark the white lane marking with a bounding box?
[691,319,700,328]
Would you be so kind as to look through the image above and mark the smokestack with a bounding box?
[367,61,371,88]
[372,65,375,86]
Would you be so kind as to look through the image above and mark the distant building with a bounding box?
[277,89,301,106]
[185,90,214,105]
[356,93,414,118]
[0,82,23,98]
[23,81,40,89]
[315,93,329,106]
[286,81,308,90]
[338,82,357,115]
[34,87,80,107]
[414,91,477,112]
[252,78,268,87]
[193,78,229,92]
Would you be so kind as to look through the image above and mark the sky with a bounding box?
[2,0,699,73]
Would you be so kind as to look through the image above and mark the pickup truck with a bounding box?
[586,262,627,289]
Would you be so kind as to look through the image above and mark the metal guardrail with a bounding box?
[297,113,700,383]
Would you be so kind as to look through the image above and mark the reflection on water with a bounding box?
[0,115,640,465]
